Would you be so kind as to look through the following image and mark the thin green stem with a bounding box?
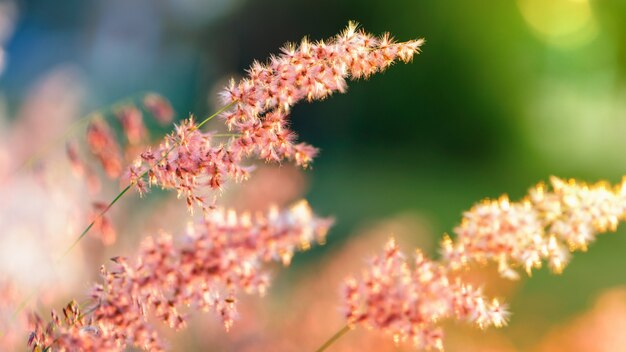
[57,184,132,262]
[212,133,242,138]
[58,142,179,262]
[195,101,236,130]
[314,324,352,352]
[77,304,98,321]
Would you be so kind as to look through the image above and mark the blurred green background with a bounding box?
[4,0,626,349]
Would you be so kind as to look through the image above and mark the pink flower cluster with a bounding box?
[30,23,427,351]
[343,239,507,351]
[28,301,119,352]
[29,201,332,351]
[441,176,626,279]
[129,117,253,212]
[130,23,423,213]
[220,21,423,166]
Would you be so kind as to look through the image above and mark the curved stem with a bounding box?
[57,184,132,262]
[314,324,352,352]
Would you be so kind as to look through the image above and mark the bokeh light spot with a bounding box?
[517,0,598,48]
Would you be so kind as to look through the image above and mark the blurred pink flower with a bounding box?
[86,117,123,179]
[66,140,101,194]
[90,202,117,245]
[115,105,147,145]
[30,201,333,351]
[143,93,175,125]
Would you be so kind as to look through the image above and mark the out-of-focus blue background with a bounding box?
[4,0,626,349]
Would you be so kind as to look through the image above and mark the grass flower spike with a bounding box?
[130,117,253,212]
[442,177,626,279]
[343,238,507,351]
[130,22,423,212]
[29,201,333,351]
[221,21,424,166]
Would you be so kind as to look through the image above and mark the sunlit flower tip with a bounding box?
[399,38,426,62]
[293,143,318,168]
[488,299,509,328]
[219,22,423,168]
[443,176,626,280]
[618,177,626,197]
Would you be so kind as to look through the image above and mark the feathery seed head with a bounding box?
[344,239,507,351]
[442,177,626,279]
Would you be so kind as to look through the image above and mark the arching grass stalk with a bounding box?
[59,100,236,261]
[314,324,352,352]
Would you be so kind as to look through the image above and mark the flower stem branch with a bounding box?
[195,101,235,129]
[314,324,352,352]
[58,184,132,261]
